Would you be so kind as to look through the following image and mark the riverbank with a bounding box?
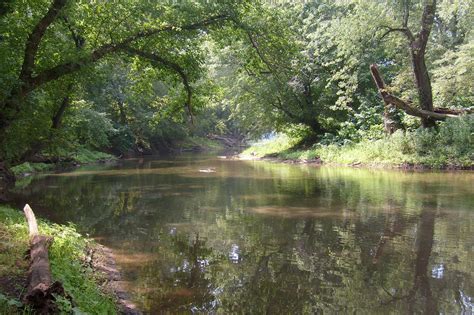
[0,205,134,314]
[11,147,117,178]
[241,125,473,170]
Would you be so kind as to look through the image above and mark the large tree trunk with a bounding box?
[378,0,438,128]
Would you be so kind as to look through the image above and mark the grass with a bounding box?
[242,117,473,169]
[0,205,117,314]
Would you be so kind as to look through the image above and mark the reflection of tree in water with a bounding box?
[408,206,437,314]
[148,233,218,313]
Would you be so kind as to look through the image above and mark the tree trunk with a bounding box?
[23,204,66,314]
[411,51,436,128]
[410,0,437,128]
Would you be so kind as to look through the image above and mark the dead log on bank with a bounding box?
[370,64,473,121]
[23,204,65,314]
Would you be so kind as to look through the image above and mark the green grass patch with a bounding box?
[0,206,117,314]
[11,148,115,178]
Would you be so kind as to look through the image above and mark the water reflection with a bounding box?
[9,155,474,313]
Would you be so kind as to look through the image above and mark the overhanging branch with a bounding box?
[122,47,194,122]
[19,0,68,82]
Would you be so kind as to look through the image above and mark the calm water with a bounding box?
[11,154,474,313]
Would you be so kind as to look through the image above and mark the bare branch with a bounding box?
[379,26,415,42]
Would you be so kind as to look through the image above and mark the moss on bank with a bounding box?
[0,205,117,314]
[242,117,473,169]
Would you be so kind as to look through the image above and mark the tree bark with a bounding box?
[23,204,66,314]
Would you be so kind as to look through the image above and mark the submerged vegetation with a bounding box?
[0,206,116,314]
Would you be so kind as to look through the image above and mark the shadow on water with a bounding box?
[9,155,474,313]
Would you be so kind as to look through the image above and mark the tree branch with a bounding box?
[19,0,68,82]
[24,14,228,96]
[379,26,415,42]
[122,47,194,122]
[370,64,461,121]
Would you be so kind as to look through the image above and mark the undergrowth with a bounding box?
[243,117,473,168]
[0,205,116,314]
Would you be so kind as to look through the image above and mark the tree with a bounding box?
[373,0,473,127]
[0,0,243,186]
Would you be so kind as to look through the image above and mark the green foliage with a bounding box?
[65,104,116,150]
[178,136,224,151]
[71,147,115,164]
[0,293,29,315]
[0,206,117,314]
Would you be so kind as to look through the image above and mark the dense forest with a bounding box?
[0,0,473,188]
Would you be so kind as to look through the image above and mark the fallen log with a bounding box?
[23,204,65,314]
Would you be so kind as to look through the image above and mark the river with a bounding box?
[11,154,474,313]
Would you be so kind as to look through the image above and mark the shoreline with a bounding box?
[88,243,141,315]
[237,155,474,171]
